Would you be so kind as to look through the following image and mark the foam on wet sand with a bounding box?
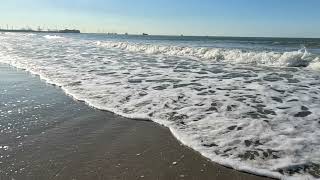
[0,64,273,180]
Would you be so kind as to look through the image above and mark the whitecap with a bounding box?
[97,41,319,68]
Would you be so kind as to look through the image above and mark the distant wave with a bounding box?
[2,32,37,37]
[43,35,64,39]
[97,41,320,70]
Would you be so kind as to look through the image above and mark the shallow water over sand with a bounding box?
[0,64,272,180]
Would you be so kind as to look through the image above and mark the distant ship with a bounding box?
[142,33,149,36]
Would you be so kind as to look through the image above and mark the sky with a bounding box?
[0,0,320,37]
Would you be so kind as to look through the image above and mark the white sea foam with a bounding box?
[308,57,320,70]
[26,33,37,36]
[0,33,320,179]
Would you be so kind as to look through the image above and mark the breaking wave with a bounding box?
[97,41,320,69]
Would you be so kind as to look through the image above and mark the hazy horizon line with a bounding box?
[1,27,320,39]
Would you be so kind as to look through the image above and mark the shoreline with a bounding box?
[0,63,275,179]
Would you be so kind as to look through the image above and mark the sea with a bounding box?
[0,32,320,179]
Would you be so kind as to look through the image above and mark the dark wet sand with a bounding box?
[0,64,274,180]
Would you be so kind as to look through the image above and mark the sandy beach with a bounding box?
[0,64,276,180]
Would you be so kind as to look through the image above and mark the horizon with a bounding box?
[1,0,320,38]
[2,29,320,39]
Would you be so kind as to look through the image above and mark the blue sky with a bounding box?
[0,0,320,37]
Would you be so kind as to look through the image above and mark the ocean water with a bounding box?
[0,32,320,179]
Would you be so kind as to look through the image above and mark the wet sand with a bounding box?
[0,64,274,180]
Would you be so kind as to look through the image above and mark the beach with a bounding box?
[1,0,320,178]
[0,64,275,180]
[1,32,319,179]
